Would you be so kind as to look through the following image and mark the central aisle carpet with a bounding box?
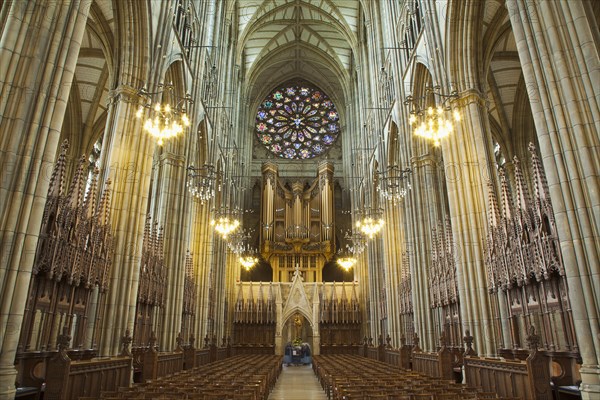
[268,364,327,400]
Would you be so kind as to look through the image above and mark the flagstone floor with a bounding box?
[268,364,328,400]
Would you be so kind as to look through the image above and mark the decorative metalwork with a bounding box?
[211,206,241,239]
[343,230,367,256]
[187,164,218,204]
[377,165,412,204]
[404,86,460,146]
[136,82,193,146]
[354,207,385,239]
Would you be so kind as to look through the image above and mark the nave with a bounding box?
[1,1,598,399]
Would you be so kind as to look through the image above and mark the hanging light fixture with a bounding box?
[355,207,385,239]
[404,86,459,146]
[337,256,357,271]
[187,164,218,204]
[239,255,259,270]
[344,230,367,256]
[377,165,413,205]
[136,83,193,146]
[210,207,241,239]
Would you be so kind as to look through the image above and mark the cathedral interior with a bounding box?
[0,0,598,399]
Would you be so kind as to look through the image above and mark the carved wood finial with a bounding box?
[176,332,184,350]
[463,329,476,356]
[386,334,392,348]
[57,325,71,352]
[148,331,157,349]
[439,330,447,348]
[527,325,541,353]
[204,334,210,348]
[121,329,133,356]
[413,332,421,353]
[189,334,195,349]
[400,333,406,347]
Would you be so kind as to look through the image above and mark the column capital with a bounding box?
[454,89,488,108]
[108,84,140,105]
[411,153,437,168]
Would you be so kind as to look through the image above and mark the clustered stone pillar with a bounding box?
[444,91,497,357]
[96,85,155,356]
[0,1,92,398]
[506,1,599,397]
[408,153,440,352]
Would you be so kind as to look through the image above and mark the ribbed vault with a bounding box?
[238,0,359,109]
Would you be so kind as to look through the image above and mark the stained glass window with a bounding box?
[255,83,340,159]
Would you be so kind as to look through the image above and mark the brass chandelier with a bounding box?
[377,165,412,205]
[187,164,218,204]
[404,86,460,146]
[355,207,385,239]
[136,83,193,146]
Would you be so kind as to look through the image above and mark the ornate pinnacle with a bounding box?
[487,181,501,229]
[47,139,69,199]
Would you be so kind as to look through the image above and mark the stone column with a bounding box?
[152,149,190,350]
[0,1,91,398]
[444,91,497,356]
[275,286,283,355]
[407,153,440,352]
[96,85,155,356]
[192,199,213,341]
[506,1,600,397]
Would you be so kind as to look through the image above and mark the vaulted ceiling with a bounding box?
[237,0,361,109]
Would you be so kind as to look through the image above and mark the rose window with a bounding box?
[255,83,340,159]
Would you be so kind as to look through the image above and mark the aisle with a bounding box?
[268,364,328,400]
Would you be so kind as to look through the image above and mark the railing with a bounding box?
[194,348,211,366]
[464,356,531,398]
[384,349,403,367]
[232,345,275,355]
[319,344,359,355]
[464,350,552,400]
[156,351,184,378]
[367,347,379,360]
[216,347,229,360]
[64,357,131,399]
[413,352,439,377]
[45,352,131,400]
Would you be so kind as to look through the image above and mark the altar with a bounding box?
[283,343,312,366]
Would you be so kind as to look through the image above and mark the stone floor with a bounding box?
[268,364,328,400]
